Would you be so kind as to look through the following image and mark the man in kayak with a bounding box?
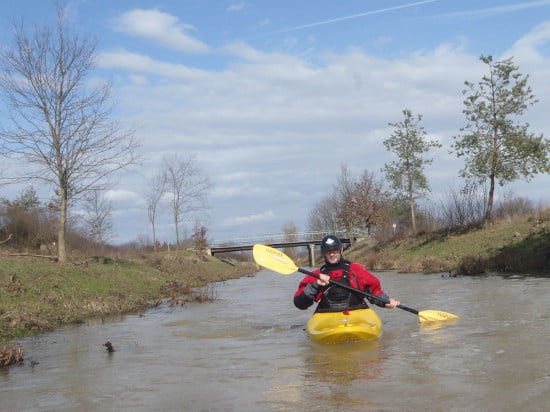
[294,235,400,312]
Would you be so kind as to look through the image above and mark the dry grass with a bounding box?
[0,250,256,342]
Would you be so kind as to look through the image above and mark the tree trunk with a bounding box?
[57,192,68,262]
[152,223,158,253]
[485,173,495,222]
[408,166,417,235]
[409,194,417,235]
[174,213,180,251]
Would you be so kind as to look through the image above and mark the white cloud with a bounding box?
[218,171,260,182]
[227,2,245,12]
[221,210,275,227]
[211,183,271,199]
[113,9,210,53]
[97,49,208,80]
[102,20,550,241]
[104,189,141,203]
[259,18,271,27]
[128,74,149,85]
[506,21,550,64]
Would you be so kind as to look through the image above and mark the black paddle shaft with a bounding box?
[297,267,419,315]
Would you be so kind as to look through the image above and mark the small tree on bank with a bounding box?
[452,55,550,223]
[383,109,441,235]
[163,154,211,251]
[191,222,208,254]
[145,169,167,253]
[83,190,113,249]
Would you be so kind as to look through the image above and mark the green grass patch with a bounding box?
[347,209,550,275]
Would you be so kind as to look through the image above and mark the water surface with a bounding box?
[1,270,549,411]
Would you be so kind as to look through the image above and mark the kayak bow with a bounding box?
[307,308,383,344]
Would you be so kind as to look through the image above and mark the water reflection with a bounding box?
[263,340,385,410]
[304,341,383,383]
[302,341,385,410]
[418,320,459,343]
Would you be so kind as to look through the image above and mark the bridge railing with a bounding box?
[209,237,354,267]
[211,229,368,247]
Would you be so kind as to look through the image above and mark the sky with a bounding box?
[1,0,550,245]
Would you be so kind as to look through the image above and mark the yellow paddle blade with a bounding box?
[418,310,460,323]
[252,244,299,275]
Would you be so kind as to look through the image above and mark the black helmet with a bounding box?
[320,235,342,253]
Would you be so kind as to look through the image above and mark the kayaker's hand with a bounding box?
[316,273,330,287]
[385,298,400,309]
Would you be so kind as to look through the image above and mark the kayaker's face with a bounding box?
[323,248,341,264]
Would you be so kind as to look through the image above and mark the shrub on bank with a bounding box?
[455,255,487,276]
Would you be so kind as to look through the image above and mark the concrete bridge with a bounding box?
[208,238,351,267]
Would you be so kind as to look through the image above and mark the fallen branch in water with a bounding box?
[1,343,24,368]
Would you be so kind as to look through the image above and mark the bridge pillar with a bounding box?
[307,243,316,267]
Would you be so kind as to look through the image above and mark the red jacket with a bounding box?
[293,260,388,310]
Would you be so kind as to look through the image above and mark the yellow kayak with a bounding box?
[306,308,383,344]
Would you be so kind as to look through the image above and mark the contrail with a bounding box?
[271,0,438,34]
[435,0,550,18]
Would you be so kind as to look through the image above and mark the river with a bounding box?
[1,269,549,411]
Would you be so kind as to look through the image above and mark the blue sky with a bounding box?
[1,0,550,245]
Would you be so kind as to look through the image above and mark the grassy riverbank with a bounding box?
[346,207,550,275]
[3,208,549,345]
[0,251,257,342]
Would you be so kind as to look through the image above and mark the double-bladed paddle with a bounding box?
[252,244,459,323]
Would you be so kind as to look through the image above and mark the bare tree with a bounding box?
[145,169,166,253]
[334,166,356,237]
[0,4,139,262]
[334,166,391,238]
[351,169,392,234]
[307,167,390,239]
[83,190,113,248]
[163,154,211,251]
[307,193,340,235]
